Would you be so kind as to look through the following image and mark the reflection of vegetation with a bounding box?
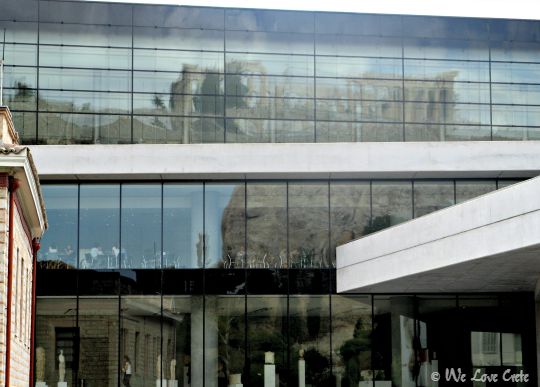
[364,215,392,235]
[14,81,34,99]
[340,318,371,386]
[152,94,166,128]
[37,260,75,270]
[218,315,244,379]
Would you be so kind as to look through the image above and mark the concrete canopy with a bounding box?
[337,175,540,293]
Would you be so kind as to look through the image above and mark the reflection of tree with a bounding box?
[152,94,166,128]
[339,318,371,386]
[364,215,392,235]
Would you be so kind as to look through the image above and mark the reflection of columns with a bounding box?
[191,193,204,268]
[191,296,218,387]
[204,192,221,268]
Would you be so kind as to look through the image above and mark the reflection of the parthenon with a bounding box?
[168,61,461,143]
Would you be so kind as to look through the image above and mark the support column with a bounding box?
[191,296,218,387]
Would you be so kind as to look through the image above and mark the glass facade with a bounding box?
[38,179,519,270]
[3,1,540,144]
[36,287,537,387]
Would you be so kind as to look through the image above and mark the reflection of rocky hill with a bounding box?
[221,184,371,267]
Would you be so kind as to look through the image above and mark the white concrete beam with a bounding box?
[30,142,540,180]
[337,175,540,293]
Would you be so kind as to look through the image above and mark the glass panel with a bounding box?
[226,52,314,77]
[491,62,540,84]
[246,182,287,269]
[316,35,402,57]
[246,295,287,386]
[405,124,491,141]
[39,68,131,92]
[0,21,38,43]
[39,90,130,114]
[3,66,36,89]
[40,24,131,47]
[163,296,200,386]
[78,296,120,386]
[133,27,224,51]
[497,179,524,189]
[79,185,121,269]
[330,182,371,264]
[491,41,540,62]
[315,13,402,37]
[332,295,372,387]
[227,96,314,120]
[163,184,204,269]
[405,102,490,125]
[405,81,490,104]
[317,122,403,142]
[471,331,501,366]
[38,113,132,145]
[205,183,246,269]
[4,87,36,111]
[403,38,489,61]
[502,333,523,366]
[226,30,314,55]
[226,74,314,99]
[121,184,162,269]
[373,295,417,387]
[316,100,402,123]
[316,57,402,79]
[289,295,331,386]
[492,105,540,127]
[492,84,540,105]
[133,5,224,29]
[133,115,225,144]
[40,0,131,25]
[404,59,489,83]
[12,111,37,144]
[317,78,402,101]
[35,297,77,387]
[413,181,455,218]
[493,126,540,141]
[133,93,224,117]
[39,46,131,69]
[120,296,162,386]
[226,118,314,143]
[134,49,223,72]
[213,296,246,386]
[288,182,329,268]
[370,182,412,233]
[3,43,37,66]
[416,296,459,376]
[455,180,497,204]
[0,0,38,22]
[226,9,314,33]
[39,185,78,268]
[403,16,490,40]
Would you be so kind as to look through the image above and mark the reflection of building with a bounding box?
[0,107,46,386]
[3,2,540,387]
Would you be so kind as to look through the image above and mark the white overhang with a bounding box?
[32,141,540,180]
[337,175,540,293]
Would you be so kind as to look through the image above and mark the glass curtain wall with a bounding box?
[3,2,540,144]
[39,179,521,269]
[35,291,537,387]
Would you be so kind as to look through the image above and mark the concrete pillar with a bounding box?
[191,296,218,387]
